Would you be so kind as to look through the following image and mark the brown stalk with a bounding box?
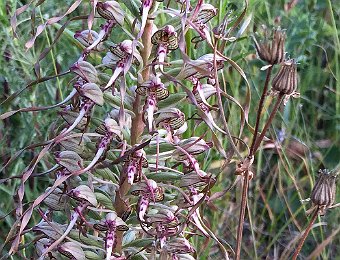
[292,207,320,260]
[235,93,283,259]
[252,94,284,153]
[235,170,250,260]
[249,66,273,156]
[114,18,154,254]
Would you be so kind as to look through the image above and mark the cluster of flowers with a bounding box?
[5,1,337,259]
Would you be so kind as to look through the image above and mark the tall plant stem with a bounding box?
[114,18,154,254]
[235,170,250,260]
[252,94,284,153]
[292,208,320,260]
[235,94,283,259]
[249,66,273,156]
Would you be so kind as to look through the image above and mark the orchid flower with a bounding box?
[151,25,178,71]
[130,180,164,221]
[136,74,169,132]
[93,212,128,260]
[39,185,98,258]
[103,40,142,90]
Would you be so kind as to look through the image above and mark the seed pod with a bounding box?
[253,26,286,65]
[311,169,337,210]
[151,25,178,50]
[271,59,298,95]
[97,1,124,25]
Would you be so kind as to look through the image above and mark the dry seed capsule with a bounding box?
[311,169,337,211]
[271,59,298,95]
[253,26,286,65]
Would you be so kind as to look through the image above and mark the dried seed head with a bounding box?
[311,169,337,212]
[253,26,286,65]
[97,1,124,25]
[151,25,178,50]
[271,59,298,95]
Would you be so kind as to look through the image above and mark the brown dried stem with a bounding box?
[252,94,284,153]
[235,170,250,260]
[292,207,320,260]
[249,66,273,156]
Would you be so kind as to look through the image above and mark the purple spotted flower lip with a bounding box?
[123,148,148,185]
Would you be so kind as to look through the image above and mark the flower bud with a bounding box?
[271,59,298,97]
[55,151,83,172]
[97,1,124,25]
[79,83,104,106]
[193,4,217,24]
[70,61,98,83]
[33,221,66,240]
[44,187,67,211]
[74,30,105,51]
[311,169,337,211]
[71,185,98,206]
[253,26,286,65]
[58,242,86,260]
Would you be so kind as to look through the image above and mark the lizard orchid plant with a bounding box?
[3,1,328,260]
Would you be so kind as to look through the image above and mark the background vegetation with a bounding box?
[0,0,339,259]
